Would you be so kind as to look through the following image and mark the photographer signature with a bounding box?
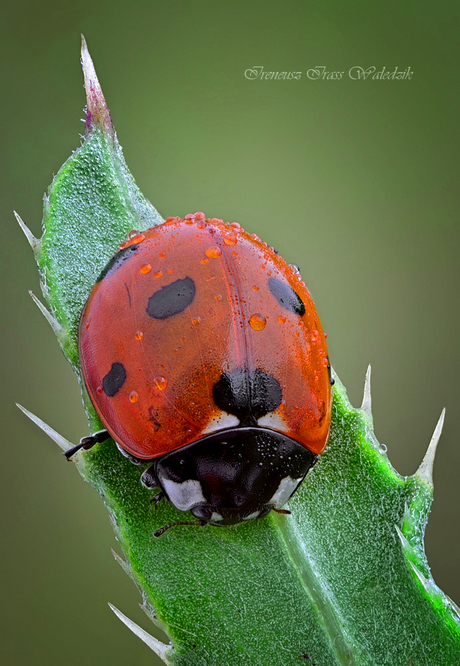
[244,66,413,81]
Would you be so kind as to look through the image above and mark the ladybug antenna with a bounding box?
[154,520,207,538]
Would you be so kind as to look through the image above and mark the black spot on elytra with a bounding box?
[213,368,282,425]
[268,277,305,316]
[146,277,196,319]
[97,244,139,282]
[102,362,126,397]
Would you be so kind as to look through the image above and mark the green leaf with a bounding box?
[18,38,460,665]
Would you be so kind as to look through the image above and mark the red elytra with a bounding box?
[79,216,332,462]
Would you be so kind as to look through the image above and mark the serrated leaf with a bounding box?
[18,38,460,666]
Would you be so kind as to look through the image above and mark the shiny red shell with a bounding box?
[79,215,332,460]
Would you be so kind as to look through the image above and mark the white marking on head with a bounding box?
[210,512,224,522]
[202,412,240,435]
[243,511,260,521]
[257,413,289,431]
[159,477,206,512]
[270,476,303,508]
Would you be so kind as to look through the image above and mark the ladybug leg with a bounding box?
[150,491,165,507]
[272,507,292,515]
[63,429,110,460]
[154,520,207,538]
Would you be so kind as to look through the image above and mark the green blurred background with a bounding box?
[1,1,459,664]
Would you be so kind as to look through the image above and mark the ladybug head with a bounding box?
[144,427,317,528]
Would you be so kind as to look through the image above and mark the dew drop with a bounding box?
[159,251,166,259]
[140,263,152,274]
[232,251,238,256]
[278,315,286,324]
[154,376,168,391]
[130,233,145,244]
[197,221,206,229]
[195,212,206,221]
[166,268,174,274]
[322,357,329,366]
[231,222,241,230]
[311,329,319,343]
[253,285,259,291]
[200,258,209,265]
[96,386,103,395]
[154,271,163,279]
[223,233,237,246]
[249,313,267,331]
[135,330,143,341]
[191,316,201,326]
[214,294,223,301]
[205,247,222,258]
[129,391,139,403]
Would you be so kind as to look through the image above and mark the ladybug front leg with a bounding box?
[63,429,110,460]
[150,491,165,507]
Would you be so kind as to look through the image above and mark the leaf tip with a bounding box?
[360,364,373,423]
[108,603,171,663]
[415,408,445,487]
[80,35,113,135]
[14,211,40,254]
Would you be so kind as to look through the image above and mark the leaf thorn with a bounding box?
[80,35,113,134]
[395,524,411,551]
[108,603,171,663]
[14,211,40,253]
[16,403,74,452]
[111,548,132,576]
[28,290,66,342]
[409,561,430,591]
[415,408,445,487]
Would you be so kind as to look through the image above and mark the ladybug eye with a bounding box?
[191,505,212,520]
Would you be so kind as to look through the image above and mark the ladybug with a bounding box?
[67,214,332,535]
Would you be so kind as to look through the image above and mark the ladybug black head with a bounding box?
[143,427,317,527]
